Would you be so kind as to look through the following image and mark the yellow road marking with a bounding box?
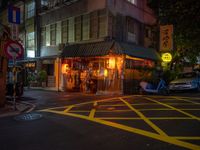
[119,98,168,136]
[63,106,74,113]
[149,96,200,100]
[181,109,200,110]
[173,137,200,140]
[172,97,200,105]
[144,97,200,121]
[93,104,127,107]
[149,117,194,120]
[139,108,172,111]
[96,117,194,120]
[43,109,200,150]
[40,96,132,112]
[96,103,197,107]
[68,108,200,113]
[97,117,141,120]
[89,101,97,118]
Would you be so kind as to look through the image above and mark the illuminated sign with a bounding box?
[107,57,115,69]
[160,25,173,52]
[161,53,172,62]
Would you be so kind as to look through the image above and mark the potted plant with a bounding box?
[38,70,47,87]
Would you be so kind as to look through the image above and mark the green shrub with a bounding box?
[38,70,47,82]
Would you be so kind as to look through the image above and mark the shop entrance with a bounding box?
[62,56,123,94]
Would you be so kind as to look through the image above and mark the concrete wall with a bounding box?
[87,0,106,12]
[107,0,156,25]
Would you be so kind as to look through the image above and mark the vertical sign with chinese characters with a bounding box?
[160,25,173,52]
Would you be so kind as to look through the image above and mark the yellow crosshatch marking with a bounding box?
[40,95,200,150]
[63,106,74,113]
[144,97,200,121]
[172,97,200,105]
[119,98,167,136]
[89,101,97,118]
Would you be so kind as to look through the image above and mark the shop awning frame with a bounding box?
[61,41,160,61]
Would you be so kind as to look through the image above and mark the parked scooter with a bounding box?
[139,78,169,95]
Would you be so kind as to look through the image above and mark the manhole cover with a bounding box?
[14,113,43,121]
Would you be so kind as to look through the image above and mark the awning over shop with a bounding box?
[116,42,161,61]
[61,41,160,61]
[61,41,116,57]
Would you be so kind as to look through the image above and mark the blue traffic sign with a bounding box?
[8,5,21,24]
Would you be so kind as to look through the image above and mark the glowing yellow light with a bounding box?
[161,53,172,62]
[104,69,108,77]
[108,57,115,69]
[62,64,69,73]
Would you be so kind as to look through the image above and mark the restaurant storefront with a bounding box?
[61,40,159,94]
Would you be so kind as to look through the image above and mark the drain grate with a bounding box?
[14,113,43,121]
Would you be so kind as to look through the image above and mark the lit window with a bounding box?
[127,0,137,5]
[27,32,35,48]
[27,50,35,58]
[41,0,48,7]
[50,24,56,45]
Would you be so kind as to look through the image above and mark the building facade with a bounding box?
[37,0,158,94]
[1,0,159,94]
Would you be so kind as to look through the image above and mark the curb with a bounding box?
[19,101,36,113]
[0,101,36,118]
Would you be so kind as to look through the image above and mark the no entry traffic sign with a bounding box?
[4,40,24,59]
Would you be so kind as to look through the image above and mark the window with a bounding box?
[98,9,107,38]
[62,20,68,43]
[27,32,35,48]
[127,0,137,5]
[68,17,74,43]
[75,16,82,41]
[82,14,90,40]
[41,0,48,7]
[26,2,35,18]
[41,27,46,46]
[90,11,98,39]
[27,32,35,58]
[127,17,136,43]
[50,24,56,45]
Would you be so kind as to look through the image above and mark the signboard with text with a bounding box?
[160,25,173,52]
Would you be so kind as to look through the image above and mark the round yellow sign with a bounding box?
[161,53,172,62]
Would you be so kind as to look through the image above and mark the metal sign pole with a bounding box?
[13,56,17,110]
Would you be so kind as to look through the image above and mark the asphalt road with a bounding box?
[0,90,200,150]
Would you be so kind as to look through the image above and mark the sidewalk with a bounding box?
[0,99,35,118]
[24,86,59,91]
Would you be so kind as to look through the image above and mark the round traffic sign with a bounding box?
[4,40,24,59]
